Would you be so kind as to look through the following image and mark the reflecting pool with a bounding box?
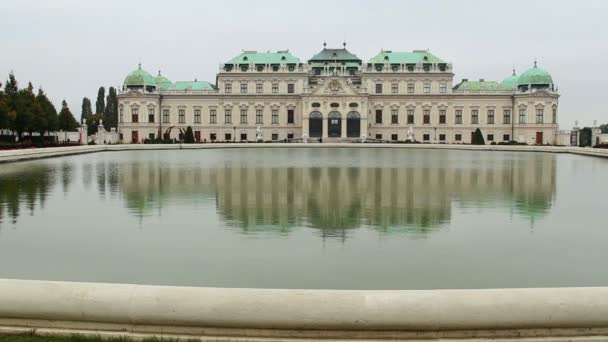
[0,148,607,289]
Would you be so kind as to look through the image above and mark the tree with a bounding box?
[104,86,118,129]
[184,126,195,143]
[34,88,58,141]
[81,97,92,123]
[471,128,485,145]
[57,100,79,131]
[95,87,105,115]
[600,124,608,134]
[12,83,35,138]
[0,88,8,130]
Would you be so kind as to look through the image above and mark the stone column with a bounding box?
[322,117,328,139]
[302,117,309,139]
[341,116,347,138]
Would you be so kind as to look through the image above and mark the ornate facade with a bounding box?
[118,44,560,144]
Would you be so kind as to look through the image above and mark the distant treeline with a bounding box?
[81,86,118,135]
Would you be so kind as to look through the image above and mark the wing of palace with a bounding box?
[118,43,559,144]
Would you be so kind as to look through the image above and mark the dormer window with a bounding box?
[281,56,286,61]
[423,56,428,61]
[384,55,389,61]
[243,56,248,61]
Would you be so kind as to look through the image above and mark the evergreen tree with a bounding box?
[57,100,79,131]
[4,72,18,97]
[600,123,608,134]
[95,87,105,115]
[104,86,118,129]
[13,83,35,138]
[184,126,195,143]
[81,97,92,123]
[35,88,58,137]
[0,87,8,130]
[471,128,485,145]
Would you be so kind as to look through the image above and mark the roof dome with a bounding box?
[123,64,156,88]
[500,69,519,90]
[154,71,172,90]
[518,62,553,86]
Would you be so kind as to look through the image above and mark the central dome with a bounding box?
[500,70,519,90]
[123,64,156,89]
[518,62,553,86]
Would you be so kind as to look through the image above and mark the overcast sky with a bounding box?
[1,0,606,128]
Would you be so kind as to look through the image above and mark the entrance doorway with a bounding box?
[536,132,544,145]
[131,131,139,143]
[309,111,323,137]
[328,111,342,137]
[347,111,361,137]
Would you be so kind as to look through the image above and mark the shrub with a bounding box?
[183,126,195,143]
[471,128,485,145]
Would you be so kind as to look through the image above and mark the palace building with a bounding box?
[117,43,559,144]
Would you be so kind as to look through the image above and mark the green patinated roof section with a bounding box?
[500,72,519,90]
[518,65,553,85]
[310,62,361,68]
[124,65,156,87]
[155,73,173,90]
[308,48,362,63]
[454,81,505,91]
[172,81,215,91]
[368,51,446,64]
[226,51,301,64]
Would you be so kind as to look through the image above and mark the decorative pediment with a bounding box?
[310,77,361,96]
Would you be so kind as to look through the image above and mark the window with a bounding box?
[455,134,462,141]
[224,109,232,124]
[225,133,232,141]
[272,109,279,124]
[440,82,447,93]
[391,134,398,141]
[119,108,123,123]
[256,83,263,93]
[519,109,526,124]
[272,133,279,141]
[407,109,414,124]
[455,110,462,124]
[240,133,247,141]
[375,83,382,94]
[407,83,414,94]
[225,83,232,93]
[423,110,430,124]
[439,134,446,141]
[163,109,170,123]
[178,109,185,124]
[391,83,398,94]
[240,82,248,94]
[375,109,383,124]
[536,108,544,124]
[256,109,263,124]
[194,131,201,142]
[131,108,139,123]
[487,110,495,124]
[471,110,479,124]
[552,107,557,124]
[287,109,294,124]
[375,134,382,140]
[287,83,294,94]
[210,109,217,124]
[488,134,494,141]
[210,133,216,141]
[272,83,279,93]
[194,109,201,124]
[148,108,154,123]
[423,134,430,141]
[240,109,247,124]
[391,109,398,124]
[287,133,294,140]
[423,82,430,93]
[503,110,511,124]
[439,110,446,124]
[503,134,510,141]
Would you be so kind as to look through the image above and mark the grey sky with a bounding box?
[1,0,606,128]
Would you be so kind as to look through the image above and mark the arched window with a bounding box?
[309,111,323,119]
[347,111,360,119]
[328,111,341,119]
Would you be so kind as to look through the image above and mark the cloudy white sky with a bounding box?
[1,0,606,128]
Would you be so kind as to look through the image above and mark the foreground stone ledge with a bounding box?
[1,143,607,164]
[1,279,608,341]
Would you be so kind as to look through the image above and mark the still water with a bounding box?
[0,148,606,289]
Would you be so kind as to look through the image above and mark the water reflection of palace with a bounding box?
[117,154,556,235]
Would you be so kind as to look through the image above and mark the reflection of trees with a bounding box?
[118,153,557,237]
[0,163,57,225]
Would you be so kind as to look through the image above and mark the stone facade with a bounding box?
[118,46,560,145]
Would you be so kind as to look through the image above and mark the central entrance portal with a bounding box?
[309,111,323,138]
[328,111,342,138]
[347,111,361,137]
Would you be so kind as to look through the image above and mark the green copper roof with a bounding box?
[226,51,300,64]
[500,70,519,90]
[308,47,362,63]
[123,64,156,88]
[368,50,446,64]
[453,80,504,91]
[518,62,553,85]
[154,71,173,90]
[171,80,215,91]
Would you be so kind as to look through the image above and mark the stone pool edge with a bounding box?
[1,143,608,163]
[1,279,608,341]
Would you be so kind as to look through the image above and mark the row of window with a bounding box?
[373,108,556,125]
[135,131,295,143]
[225,82,295,94]
[376,133,512,142]
[123,108,296,125]
[375,82,447,94]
